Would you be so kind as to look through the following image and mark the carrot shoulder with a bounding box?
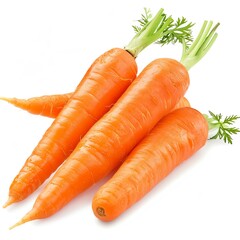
[0,93,72,118]
[5,8,189,207]
[92,107,208,221]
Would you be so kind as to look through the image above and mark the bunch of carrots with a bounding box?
[1,7,239,228]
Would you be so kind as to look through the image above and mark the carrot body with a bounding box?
[18,58,189,223]
[5,48,137,205]
[92,107,208,221]
[0,93,72,118]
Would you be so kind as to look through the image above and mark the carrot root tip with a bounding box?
[96,207,106,217]
[0,97,11,102]
[9,218,26,230]
[3,196,15,208]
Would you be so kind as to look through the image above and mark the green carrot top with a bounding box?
[125,8,194,58]
[204,112,240,144]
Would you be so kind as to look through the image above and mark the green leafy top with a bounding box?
[203,111,240,144]
[156,17,194,48]
[125,8,194,58]
[132,8,194,48]
[132,8,152,33]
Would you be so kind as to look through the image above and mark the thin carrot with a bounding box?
[0,93,189,119]
[0,93,72,118]
[92,107,240,221]
[4,8,193,207]
[10,21,219,228]
[92,107,208,221]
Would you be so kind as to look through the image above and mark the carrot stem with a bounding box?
[125,8,195,58]
[125,8,171,57]
[180,21,220,70]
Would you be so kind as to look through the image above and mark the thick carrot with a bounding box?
[5,8,191,207]
[92,106,240,221]
[10,21,219,228]
[0,93,72,118]
[92,107,208,221]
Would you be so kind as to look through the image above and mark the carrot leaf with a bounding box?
[132,8,152,33]
[132,9,194,48]
[125,8,194,58]
[204,111,240,144]
[155,17,194,48]
[180,21,220,70]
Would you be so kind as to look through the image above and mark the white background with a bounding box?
[0,0,239,239]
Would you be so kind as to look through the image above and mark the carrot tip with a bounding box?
[3,196,15,208]
[9,219,25,230]
[0,96,10,102]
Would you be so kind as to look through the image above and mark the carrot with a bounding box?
[0,93,72,118]
[10,21,219,228]
[0,93,189,118]
[92,107,208,221]
[4,8,193,207]
[92,107,240,221]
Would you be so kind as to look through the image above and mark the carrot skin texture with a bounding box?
[0,93,72,118]
[92,107,208,221]
[7,48,137,203]
[22,58,190,221]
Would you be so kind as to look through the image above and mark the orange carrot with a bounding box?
[92,107,208,221]
[0,93,72,118]
[0,93,189,118]
[5,8,190,207]
[5,48,137,207]
[10,21,219,228]
[92,106,240,221]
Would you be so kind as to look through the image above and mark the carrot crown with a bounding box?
[180,21,220,70]
[125,8,194,58]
